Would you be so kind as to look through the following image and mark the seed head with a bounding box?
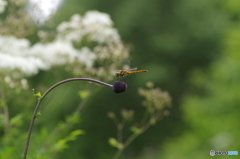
[112,81,127,93]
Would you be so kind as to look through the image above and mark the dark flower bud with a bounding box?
[112,81,127,93]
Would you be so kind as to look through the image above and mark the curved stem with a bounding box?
[23,78,113,159]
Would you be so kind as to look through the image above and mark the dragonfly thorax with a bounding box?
[115,71,126,78]
[115,72,120,77]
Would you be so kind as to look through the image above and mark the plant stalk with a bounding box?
[23,78,112,159]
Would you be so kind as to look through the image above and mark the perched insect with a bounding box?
[115,67,148,81]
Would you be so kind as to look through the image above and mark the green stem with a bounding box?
[112,133,139,159]
[23,78,112,159]
[112,110,164,159]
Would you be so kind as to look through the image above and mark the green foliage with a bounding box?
[1,1,129,159]
[78,90,90,100]
[51,129,85,152]
[1,0,238,159]
[9,114,23,127]
[108,137,123,150]
[156,2,240,158]
[108,84,171,158]
[34,92,42,103]
[34,92,42,98]
[130,126,142,135]
[65,113,81,124]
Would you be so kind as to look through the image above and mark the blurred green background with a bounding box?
[1,0,240,158]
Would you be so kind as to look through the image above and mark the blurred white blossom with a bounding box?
[0,11,129,86]
[0,53,48,75]
[57,11,120,43]
[0,35,30,55]
[82,11,113,26]
[20,78,28,89]
[76,47,96,68]
[0,0,7,13]
[0,35,48,75]
[29,40,78,66]
[29,0,62,23]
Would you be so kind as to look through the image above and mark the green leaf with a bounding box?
[10,114,23,127]
[51,129,84,152]
[37,111,41,116]
[108,137,123,149]
[108,137,118,148]
[34,92,42,99]
[78,90,90,99]
[69,129,85,140]
[66,114,80,124]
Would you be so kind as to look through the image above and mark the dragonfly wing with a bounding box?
[129,67,137,71]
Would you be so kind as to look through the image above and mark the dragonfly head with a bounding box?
[115,72,120,77]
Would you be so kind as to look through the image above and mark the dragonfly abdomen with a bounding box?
[121,70,148,76]
[128,70,148,74]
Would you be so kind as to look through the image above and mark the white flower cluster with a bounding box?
[57,11,120,43]
[0,11,128,85]
[0,35,48,76]
[29,0,62,23]
[0,0,7,13]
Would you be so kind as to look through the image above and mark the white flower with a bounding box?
[0,35,48,75]
[56,14,83,42]
[0,0,7,13]
[28,0,62,23]
[30,40,97,68]
[82,11,113,26]
[0,35,30,55]
[88,26,120,43]
[76,47,96,68]
[82,11,120,43]
[0,10,127,79]
[21,78,28,89]
[56,11,120,43]
[0,53,47,75]
[57,14,82,33]
[29,40,78,66]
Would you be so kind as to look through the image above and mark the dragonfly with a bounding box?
[115,67,148,81]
